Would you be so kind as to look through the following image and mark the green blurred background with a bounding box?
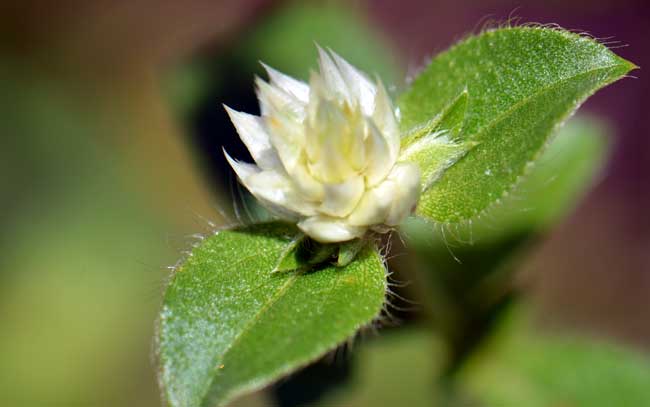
[2,1,649,406]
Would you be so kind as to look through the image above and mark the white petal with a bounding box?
[224,105,281,170]
[346,179,395,226]
[225,150,316,217]
[319,176,365,218]
[255,77,305,119]
[224,147,260,177]
[347,163,421,227]
[364,120,396,186]
[384,162,421,226]
[306,97,356,183]
[261,62,310,103]
[307,70,330,105]
[246,171,318,217]
[329,49,377,116]
[264,107,305,173]
[317,46,352,105]
[287,155,324,201]
[298,216,365,243]
[372,80,400,158]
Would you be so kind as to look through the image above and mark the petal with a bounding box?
[264,106,305,173]
[364,120,396,186]
[304,86,365,182]
[316,46,352,105]
[347,179,395,226]
[288,154,324,202]
[339,102,367,172]
[372,79,400,158]
[261,62,310,103]
[306,97,357,183]
[224,105,281,170]
[255,77,306,120]
[225,150,316,217]
[319,176,365,218]
[329,49,377,116]
[224,147,260,180]
[298,216,365,243]
[307,69,331,105]
[246,171,318,217]
[384,162,421,226]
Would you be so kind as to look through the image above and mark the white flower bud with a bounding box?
[224,47,421,243]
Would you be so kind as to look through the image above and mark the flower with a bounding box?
[224,47,421,243]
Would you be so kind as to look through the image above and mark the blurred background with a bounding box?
[1,0,649,406]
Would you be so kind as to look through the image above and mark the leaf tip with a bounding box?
[622,58,640,73]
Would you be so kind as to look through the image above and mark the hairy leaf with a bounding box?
[158,222,386,407]
[399,27,635,222]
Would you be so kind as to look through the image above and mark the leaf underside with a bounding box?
[398,27,635,223]
[158,222,386,407]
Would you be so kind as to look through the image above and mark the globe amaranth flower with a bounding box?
[224,47,421,243]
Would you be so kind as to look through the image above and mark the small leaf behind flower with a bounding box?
[437,88,468,140]
[399,27,636,223]
[401,88,468,147]
[400,136,476,192]
[337,238,367,267]
[158,222,386,407]
[273,233,307,272]
[399,89,474,192]
[274,235,339,273]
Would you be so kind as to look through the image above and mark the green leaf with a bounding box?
[399,27,635,223]
[460,307,650,406]
[158,222,386,407]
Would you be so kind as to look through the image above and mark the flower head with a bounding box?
[224,47,420,243]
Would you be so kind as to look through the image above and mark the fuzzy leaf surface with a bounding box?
[158,222,386,407]
[398,27,635,222]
